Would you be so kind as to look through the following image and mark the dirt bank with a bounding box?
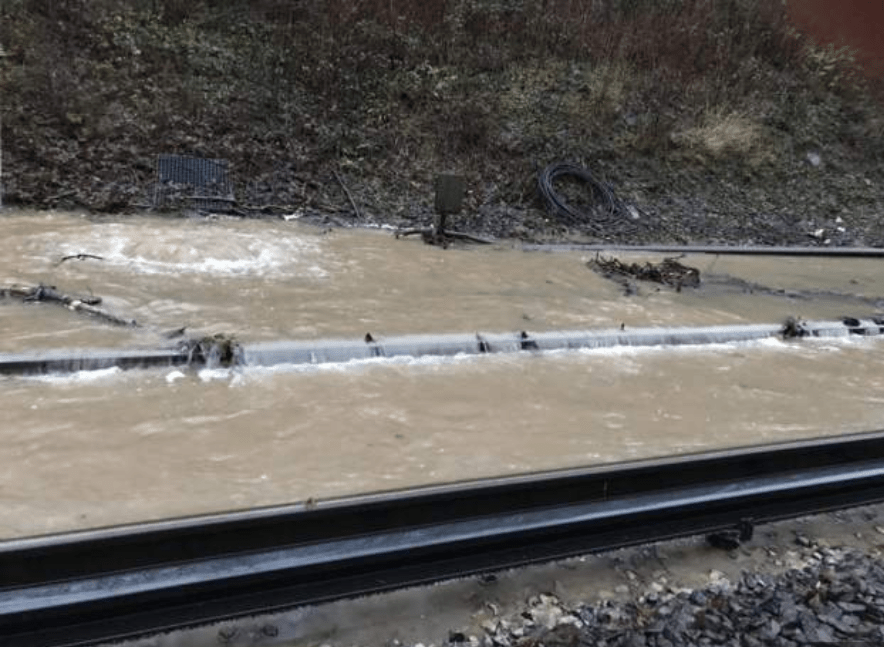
[1,1,883,245]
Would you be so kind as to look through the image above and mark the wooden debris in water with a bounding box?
[178,333,242,367]
[587,254,700,291]
[781,316,809,338]
[0,283,137,326]
[56,253,104,265]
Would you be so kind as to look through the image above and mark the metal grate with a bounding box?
[154,155,235,212]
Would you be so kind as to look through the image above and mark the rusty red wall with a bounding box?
[787,0,884,77]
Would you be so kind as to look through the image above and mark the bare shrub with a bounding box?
[442,102,493,155]
[6,0,875,211]
[804,42,862,93]
[673,109,765,160]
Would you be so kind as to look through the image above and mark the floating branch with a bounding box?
[1,283,137,327]
[57,253,104,265]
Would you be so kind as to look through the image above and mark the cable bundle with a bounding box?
[537,162,636,235]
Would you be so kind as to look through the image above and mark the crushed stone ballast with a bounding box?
[523,243,884,257]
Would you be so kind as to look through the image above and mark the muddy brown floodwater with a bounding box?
[2,209,884,539]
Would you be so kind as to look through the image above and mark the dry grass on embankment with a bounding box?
[1,0,882,243]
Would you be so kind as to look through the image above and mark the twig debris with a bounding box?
[587,254,700,292]
[1,283,137,327]
[56,253,105,265]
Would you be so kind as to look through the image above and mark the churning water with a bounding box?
[2,209,884,538]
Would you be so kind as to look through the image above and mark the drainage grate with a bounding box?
[154,155,235,212]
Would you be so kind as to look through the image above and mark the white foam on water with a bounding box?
[165,370,187,383]
[8,331,880,387]
[229,335,799,382]
[198,367,234,382]
[26,366,122,385]
[233,351,471,381]
[533,334,788,362]
[43,222,329,279]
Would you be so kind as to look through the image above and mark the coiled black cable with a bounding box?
[537,162,636,235]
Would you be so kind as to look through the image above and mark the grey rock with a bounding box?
[688,591,707,606]
[804,623,835,643]
[477,547,884,647]
[760,618,781,640]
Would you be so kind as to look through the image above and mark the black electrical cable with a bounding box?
[537,162,636,235]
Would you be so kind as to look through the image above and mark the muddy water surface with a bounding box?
[2,209,884,538]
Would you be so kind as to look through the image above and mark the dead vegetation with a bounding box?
[781,316,809,339]
[178,333,242,368]
[2,1,882,243]
[587,254,701,292]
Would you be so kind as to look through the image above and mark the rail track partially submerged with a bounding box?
[1,317,882,375]
[4,317,884,645]
[3,431,884,646]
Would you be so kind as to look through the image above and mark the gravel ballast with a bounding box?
[126,504,884,647]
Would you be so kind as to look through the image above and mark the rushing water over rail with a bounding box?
[3,210,884,538]
[1,319,876,375]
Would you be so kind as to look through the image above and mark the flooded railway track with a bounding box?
[0,317,881,376]
[4,431,884,646]
[5,211,884,644]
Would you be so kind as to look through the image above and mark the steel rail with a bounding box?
[0,348,189,375]
[3,431,884,646]
[2,318,880,376]
[522,243,884,257]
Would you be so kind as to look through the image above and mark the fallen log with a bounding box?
[1,283,137,327]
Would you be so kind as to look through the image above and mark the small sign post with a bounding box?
[433,173,466,234]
